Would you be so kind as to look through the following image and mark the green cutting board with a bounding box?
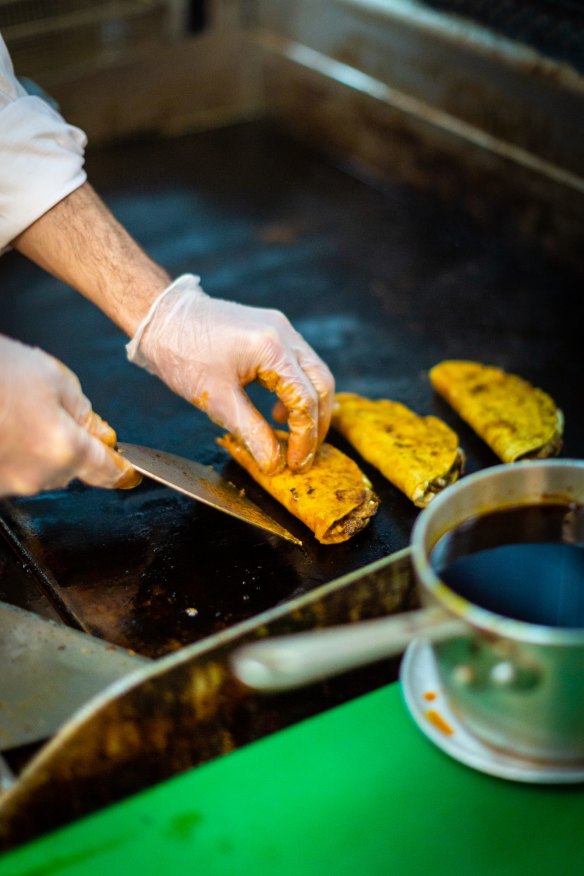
[1,681,583,875]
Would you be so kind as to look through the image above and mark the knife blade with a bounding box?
[117,442,302,546]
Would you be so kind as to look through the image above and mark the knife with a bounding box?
[117,442,302,546]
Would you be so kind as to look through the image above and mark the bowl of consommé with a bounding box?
[411,459,584,763]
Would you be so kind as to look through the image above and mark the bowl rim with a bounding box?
[411,459,584,646]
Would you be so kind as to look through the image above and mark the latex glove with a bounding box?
[0,335,141,496]
[126,274,335,473]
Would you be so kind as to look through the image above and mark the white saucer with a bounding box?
[400,639,584,784]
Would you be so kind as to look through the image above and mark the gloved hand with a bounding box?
[126,274,335,473]
[0,335,140,496]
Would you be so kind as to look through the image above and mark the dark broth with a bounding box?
[430,503,584,628]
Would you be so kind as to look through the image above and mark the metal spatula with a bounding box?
[118,442,302,546]
[0,601,149,750]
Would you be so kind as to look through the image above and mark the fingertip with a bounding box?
[114,465,143,490]
[255,439,285,475]
[215,390,286,476]
[286,414,318,473]
[287,448,315,474]
[271,400,288,424]
[80,437,143,490]
[286,425,318,471]
[106,446,143,490]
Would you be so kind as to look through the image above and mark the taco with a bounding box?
[331,392,464,508]
[429,360,563,462]
[218,431,379,544]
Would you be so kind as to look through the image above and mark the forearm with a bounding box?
[12,181,335,474]
[12,182,171,336]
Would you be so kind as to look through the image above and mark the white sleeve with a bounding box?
[0,34,87,252]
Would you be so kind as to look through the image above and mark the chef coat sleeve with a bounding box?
[0,34,87,253]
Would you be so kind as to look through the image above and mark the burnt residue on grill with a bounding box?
[0,550,415,851]
[0,119,582,658]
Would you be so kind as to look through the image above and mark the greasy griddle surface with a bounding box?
[0,120,581,657]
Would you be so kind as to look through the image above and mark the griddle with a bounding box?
[0,119,582,660]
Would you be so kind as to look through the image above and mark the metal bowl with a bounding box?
[411,459,584,762]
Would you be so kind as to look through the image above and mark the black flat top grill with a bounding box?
[0,119,582,658]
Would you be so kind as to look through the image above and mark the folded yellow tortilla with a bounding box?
[429,360,564,463]
[331,393,464,508]
[217,431,379,545]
